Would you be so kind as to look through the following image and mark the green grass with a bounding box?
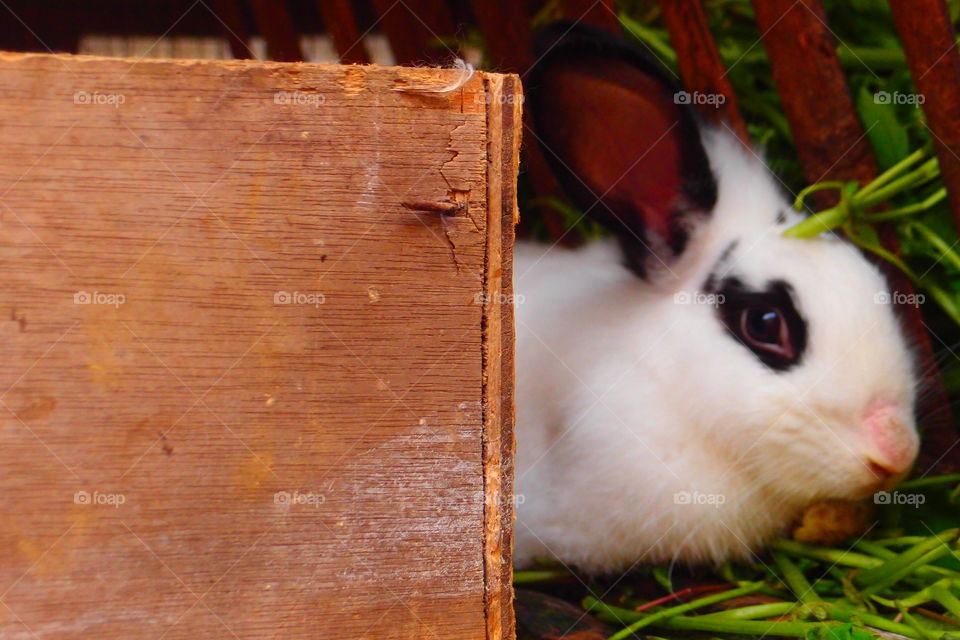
[515,476,960,639]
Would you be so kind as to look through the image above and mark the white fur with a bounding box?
[512,132,918,573]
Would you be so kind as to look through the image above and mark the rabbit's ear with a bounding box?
[528,22,717,276]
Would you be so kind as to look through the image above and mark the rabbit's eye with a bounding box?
[710,277,807,371]
[741,307,792,358]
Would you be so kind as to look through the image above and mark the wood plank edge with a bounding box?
[0,49,473,77]
[481,71,521,640]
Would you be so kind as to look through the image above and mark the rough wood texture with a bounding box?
[753,0,955,472]
[660,0,749,142]
[481,73,521,640]
[890,0,960,231]
[0,52,519,639]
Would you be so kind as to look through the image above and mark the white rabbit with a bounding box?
[513,23,920,574]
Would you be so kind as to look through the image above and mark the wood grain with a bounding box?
[481,72,521,640]
[0,52,518,639]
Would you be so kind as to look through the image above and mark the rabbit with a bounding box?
[512,22,920,574]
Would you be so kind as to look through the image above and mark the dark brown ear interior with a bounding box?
[528,24,717,273]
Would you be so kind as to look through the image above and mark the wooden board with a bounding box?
[659,0,749,142]
[0,53,519,639]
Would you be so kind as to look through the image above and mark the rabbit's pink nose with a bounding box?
[862,402,918,477]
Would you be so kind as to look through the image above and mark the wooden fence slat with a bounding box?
[659,0,749,142]
[752,0,876,186]
[248,0,304,61]
[208,0,253,59]
[562,0,621,33]
[889,0,960,231]
[753,0,955,472]
[369,0,456,65]
[7,0,80,54]
[471,0,534,73]
[471,0,568,239]
[316,0,369,64]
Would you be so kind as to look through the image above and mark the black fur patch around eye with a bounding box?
[702,241,739,294]
[708,276,808,371]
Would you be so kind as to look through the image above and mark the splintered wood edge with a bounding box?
[481,72,521,640]
[0,50,484,89]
